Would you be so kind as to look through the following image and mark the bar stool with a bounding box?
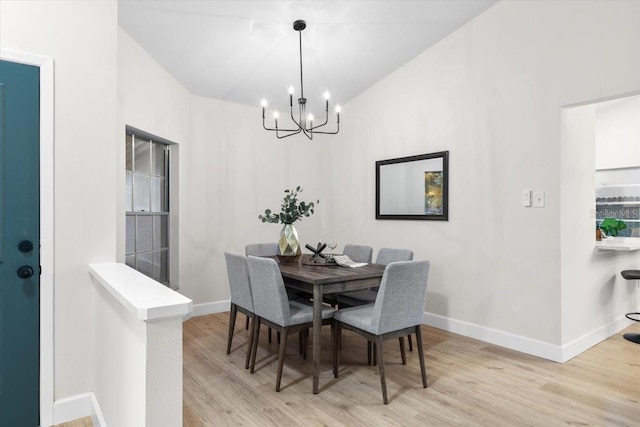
[620,270,640,344]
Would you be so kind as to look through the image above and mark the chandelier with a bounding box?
[261,20,340,140]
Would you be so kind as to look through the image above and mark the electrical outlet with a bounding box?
[533,191,545,208]
[522,189,532,207]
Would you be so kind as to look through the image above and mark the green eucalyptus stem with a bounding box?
[258,186,319,224]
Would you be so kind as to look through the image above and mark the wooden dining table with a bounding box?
[272,255,386,394]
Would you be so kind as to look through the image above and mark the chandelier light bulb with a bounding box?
[261,99,267,108]
[288,85,295,95]
[335,105,341,113]
[308,113,314,122]
[324,91,330,100]
[273,111,279,119]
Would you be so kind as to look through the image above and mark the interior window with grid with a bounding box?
[125,132,170,285]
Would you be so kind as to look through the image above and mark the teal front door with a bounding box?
[0,60,41,426]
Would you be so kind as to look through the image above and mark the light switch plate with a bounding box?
[522,189,532,207]
[533,191,545,208]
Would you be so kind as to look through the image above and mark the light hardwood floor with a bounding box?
[57,313,640,426]
[54,416,92,427]
[184,313,640,426]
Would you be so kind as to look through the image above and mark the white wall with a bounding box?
[118,29,326,306]
[324,0,640,352]
[595,96,640,170]
[0,0,118,401]
[183,96,325,304]
[93,284,147,426]
[117,29,192,290]
[91,265,186,427]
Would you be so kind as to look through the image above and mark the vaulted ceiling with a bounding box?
[119,1,496,112]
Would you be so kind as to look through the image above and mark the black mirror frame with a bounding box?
[376,151,449,221]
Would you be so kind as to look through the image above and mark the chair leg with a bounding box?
[245,315,255,369]
[408,334,413,351]
[303,330,307,359]
[333,324,341,378]
[399,336,407,365]
[367,341,373,365]
[250,317,261,374]
[375,336,388,404]
[415,326,427,388]
[275,328,289,392]
[245,315,250,330]
[298,331,303,356]
[331,320,336,364]
[226,303,238,355]
[268,327,272,343]
[277,331,281,344]
[302,329,309,360]
[298,330,308,359]
[373,343,377,366]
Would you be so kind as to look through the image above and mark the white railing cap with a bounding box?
[89,263,193,321]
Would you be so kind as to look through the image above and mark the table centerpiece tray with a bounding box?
[301,254,339,266]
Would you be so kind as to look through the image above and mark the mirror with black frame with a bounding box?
[376,151,449,221]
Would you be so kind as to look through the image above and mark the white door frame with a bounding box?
[1,48,55,427]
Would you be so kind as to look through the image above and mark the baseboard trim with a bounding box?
[188,300,230,319]
[195,302,613,362]
[52,393,93,425]
[423,312,563,362]
[53,392,106,426]
[560,314,634,362]
[90,392,106,427]
[423,312,636,363]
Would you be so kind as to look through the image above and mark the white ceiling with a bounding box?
[118,1,496,112]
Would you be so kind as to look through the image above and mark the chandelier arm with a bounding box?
[276,128,303,139]
[315,99,329,129]
[308,103,330,130]
[307,98,329,131]
[267,126,304,132]
[309,114,329,130]
[278,127,311,140]
[310,122,340,135]
[262,117,300,133]
[290,110,300,128]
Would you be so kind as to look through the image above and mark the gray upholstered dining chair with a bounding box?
[247,255,335,391]
[245,242,281,341]
[343,244,374,263]
[337,248,415,353]
[245,242,278,257]
[224,252,255,369]
[332,260,430,404]
[247,239,309,314]
[324,244,374,307]
[337,248,414,306]
[376,248,414,266]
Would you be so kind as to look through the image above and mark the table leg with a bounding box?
[312,284,323,393]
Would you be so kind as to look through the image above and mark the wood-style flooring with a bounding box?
[183,313,640,426]
[56,313,640,426]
